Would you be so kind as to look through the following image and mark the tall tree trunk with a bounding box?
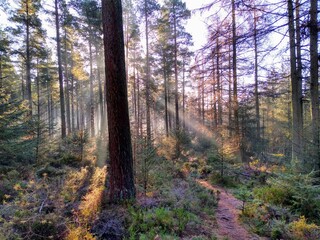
[216,36,222,125]
[232,0,239,138]
[164,63,169,137]
[182,60,186,130]
[55,0,66,138]
[144,0,151,142]
[95,43,104,135]
[310,0,319,169]
[64,30,71,135]
[254,8,260,140]
[36,59,40,162]
[102,0,135,202]
[26,1,32,115]
[89,37,95,137]
[70,45,75,132]
[228,43,232,137]
[288,0,302,166]
[173,4,179,132]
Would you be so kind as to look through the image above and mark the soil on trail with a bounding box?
[197,180,262,240]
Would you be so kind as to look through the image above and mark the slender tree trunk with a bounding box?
[232,0,239,138]
[228,44,232,137]
[182,60,186,130]
[102,0,135,202]
[55,0,66,138]
[216,36,222,125]
[95,43,104,135]
[212,53,217,127]
[288,0,302,166]
[164,64,169,137]
[70,45,75,132]
[310,0,319,169]
[254,8,260,140]
[36,59,40,162]
[89,37,95,137]
[173,4,179,132]
[295,0,303,153]
[64,30,71,135]
[26,2,32,115]
[201,68,205,124]
[144,0,151,142]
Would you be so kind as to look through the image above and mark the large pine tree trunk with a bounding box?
[55,0,66,138]
[102,0,135,202]
[310,0,319,169]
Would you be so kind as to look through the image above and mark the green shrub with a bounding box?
[270,219,288,240]
[253,185,292,205]
[128,206,197,239]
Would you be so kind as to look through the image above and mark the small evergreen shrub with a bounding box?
[253,185,292,205]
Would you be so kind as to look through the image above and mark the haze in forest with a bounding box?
[0,0,319,239]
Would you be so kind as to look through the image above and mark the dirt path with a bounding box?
[197,180,261,240]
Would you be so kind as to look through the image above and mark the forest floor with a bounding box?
[196,180,264,240]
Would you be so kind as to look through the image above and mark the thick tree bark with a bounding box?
[55,0,66,138]
[310,0,319,169]
[102,0,135,202]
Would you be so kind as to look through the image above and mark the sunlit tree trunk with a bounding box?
[144,0,151,142]
[55,0,66,138]
[164,63,169,137]
[95,43,104,134]
[64,30,71,135]
[102,0,135,202]
[89,36,95,137]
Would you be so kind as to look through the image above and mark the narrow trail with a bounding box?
[197,180,262,240]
